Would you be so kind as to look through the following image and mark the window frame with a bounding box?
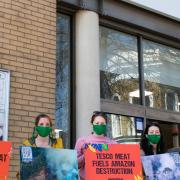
[56,11,76,148]
[100,19,180,124]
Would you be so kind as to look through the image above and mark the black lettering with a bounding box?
[96,168,133,174]
[115,153,130,160]
[111,161,135,167]
[92,160,109,167]
[0,154,8,162]
[96,153,113,159]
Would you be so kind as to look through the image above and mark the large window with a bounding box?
[100,27,140,104]
[100,26,180,113]
[106,113,143,144]
[143,40,180,111]
[56,14,71,147]
[100,26,180,147]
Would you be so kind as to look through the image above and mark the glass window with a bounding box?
[106,113,143,144]
[143,40,180,111]
[100,26,140,104]
[56,14,71,147]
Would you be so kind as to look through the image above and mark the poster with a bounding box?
[141,152,180,180]
[85,144,143,180]
[20,147,79,180]
[0,70,10,141]
[0,141,12,180]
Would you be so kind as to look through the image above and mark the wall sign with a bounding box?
[0,69,10,141]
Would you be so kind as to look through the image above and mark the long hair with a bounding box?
[140,122,164,155]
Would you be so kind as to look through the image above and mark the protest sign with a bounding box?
[0,141,12,180]
[85,144,143,180]
[20,147,79,180]
[142,152,180,180]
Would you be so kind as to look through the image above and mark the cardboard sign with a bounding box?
[85,144,143,180]
[0,141,12,180]
[142,152,180,180]
[20,147,79,180]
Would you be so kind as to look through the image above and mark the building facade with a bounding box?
[0,0,180,178]
[0,0,56,178]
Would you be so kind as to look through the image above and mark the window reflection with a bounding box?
[100,27,140,104]
[143,40,180,112]
[56,14,71,147]
[106,113,143,144]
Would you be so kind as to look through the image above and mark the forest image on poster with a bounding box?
[20,147,78,180]
[142,152,180,180]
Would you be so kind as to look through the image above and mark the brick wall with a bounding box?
[0,0,56,178]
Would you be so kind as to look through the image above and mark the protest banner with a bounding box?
[0,141,12,180]
[20,147,79,180]
[85,144,143,180]
[142,152,180,180]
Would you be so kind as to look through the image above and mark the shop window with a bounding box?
[143,40,180,112]
[100,26,140,105]
[56,14,71,148]
[0,70,10,141]
[106,113,144,144]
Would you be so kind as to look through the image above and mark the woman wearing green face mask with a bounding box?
[22,114,63,148]
[140,122,164,156]
[16,114,64,180]
[75,111,117,180]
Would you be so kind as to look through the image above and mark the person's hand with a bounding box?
[81,143,88,154]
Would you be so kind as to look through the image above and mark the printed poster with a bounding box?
[85,144,143,180]
[142,152,180,180]
[20,146,78,180]
[0,141,12,180]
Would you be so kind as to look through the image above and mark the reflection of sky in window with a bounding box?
[143,40,180,87]
[100,27,138,79]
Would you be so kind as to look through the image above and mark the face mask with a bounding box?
[146,134,160,144]
[93,124,106,135]
[36,126,52,137]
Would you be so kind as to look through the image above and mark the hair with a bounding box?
[29,114,55,144]
[140,122,164,155]
[90,111,107,124]
[35,113,52,127]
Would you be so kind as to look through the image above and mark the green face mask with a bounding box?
[146,134,160,144]
[36,126,52,137]
[93,124,106,135]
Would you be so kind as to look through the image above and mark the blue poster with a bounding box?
[141,152,180,180]
[20,147,78,180]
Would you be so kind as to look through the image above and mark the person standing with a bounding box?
[16,114,63,180]
[75,111,117,180]
[140,122,164,156]
[23,113,63,148]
